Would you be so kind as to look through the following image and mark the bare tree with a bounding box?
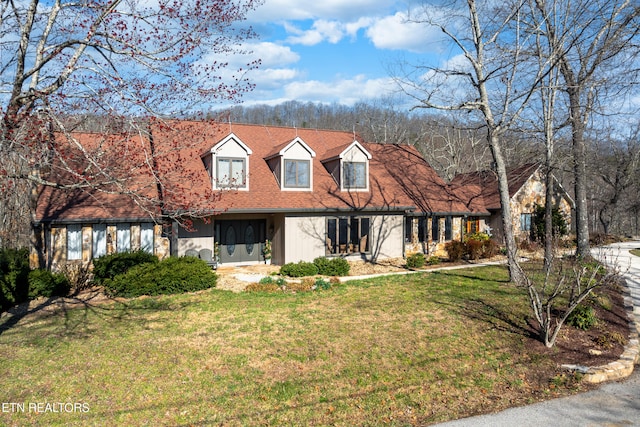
[526,254,618,347]
[393,0,553,284]
[531,0,640,258]
[0,0,262,258]
[591,131,640,235]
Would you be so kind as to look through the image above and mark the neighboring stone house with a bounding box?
[450,163,574,244]
[34,121,488,269]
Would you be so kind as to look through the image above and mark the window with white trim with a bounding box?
[116,223,131,253]
[217,158,246,188]
[140,223,154,254]
[343,161,367,189]
[67,224,82,260]
[284,159,310,188]
[92,224,107,258]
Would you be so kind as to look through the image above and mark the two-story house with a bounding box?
[34,121,487,269]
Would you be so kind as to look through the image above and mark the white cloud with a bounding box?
[248,0,397,22]
[192,41,301,91]
[249,42,300,67]
[285,20,344,45]
[283,75,395,105]
[284,17,374,46]
[366,12,443,53]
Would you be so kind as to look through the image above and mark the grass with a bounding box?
[0,266,590,426]
[630,248,640,257]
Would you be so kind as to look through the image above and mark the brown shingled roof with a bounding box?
[450,163,541,211]
[37,121,484,222]
[36,131,162,222]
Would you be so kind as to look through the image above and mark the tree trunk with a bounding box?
[569,90,590,259]
[29,167,46,269]
[488,133,526,286]
[544,163,554,270]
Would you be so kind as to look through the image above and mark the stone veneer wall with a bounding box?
[30,223,169,271]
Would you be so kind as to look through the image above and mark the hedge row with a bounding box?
[280,257,350,277]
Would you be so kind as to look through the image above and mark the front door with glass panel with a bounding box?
[217,220,266,264]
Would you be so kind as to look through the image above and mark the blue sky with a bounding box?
[218,0,445,107]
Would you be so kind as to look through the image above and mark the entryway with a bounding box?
[217,220,266,264]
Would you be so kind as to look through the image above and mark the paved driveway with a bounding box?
[435,241,640,427]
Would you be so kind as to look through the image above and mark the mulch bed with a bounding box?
[525,278,632,368]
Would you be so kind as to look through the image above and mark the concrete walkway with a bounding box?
[435,241,640,427]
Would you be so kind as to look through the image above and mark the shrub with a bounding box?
[444,241,465,262]
[0,248,30,311]
[567,304,598,330]
[464,233,499,260]
[406,252,426,269]
[313,257,350,276]
[103,256,216,298]
[466,232,490,242]
[427,256,441,265]
[465,239,484,260]
[59,263,93,294]
[531,204,568,242]
[286,278,315,292]
[315,278,332,290]
[246,282,281,292]
[482,240,500,258]
[92,250,158,284]
[259,276,286,286]
[28,269,70,299]
[280,261,319,278]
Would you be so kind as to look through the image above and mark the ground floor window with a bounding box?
[520,213,532,232]
[116,223,131,253]
[405,217,413,243]
[405,216,427,244]
[67,224,82,260]
[466,217,480,234]
[141,223,154,253]
[432,217,440,242]
[444,216,453,241]
[93,224,107,258]
[418,217,426,242]
[326,216,370,255]
[432,216,453,242]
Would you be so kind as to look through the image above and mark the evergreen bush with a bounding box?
[313,257,350,276]
[427,256,441,265]
[103,256,216,298]
[0,248,30,311]
[92,250,158,284]
[28,269,71,299]
[530,204,568,242]
[279,261,319,277]
[406,253,426,268]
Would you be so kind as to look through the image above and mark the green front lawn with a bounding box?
[0,266,593,426]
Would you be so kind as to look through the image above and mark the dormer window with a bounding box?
[203,133,252,191]
[343,161,367,189]
[284,159,310,188]
[322,140,372,192]
[265,137,315,191]
[217,157,246,188]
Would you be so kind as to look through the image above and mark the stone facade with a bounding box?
[31,223,169,271]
